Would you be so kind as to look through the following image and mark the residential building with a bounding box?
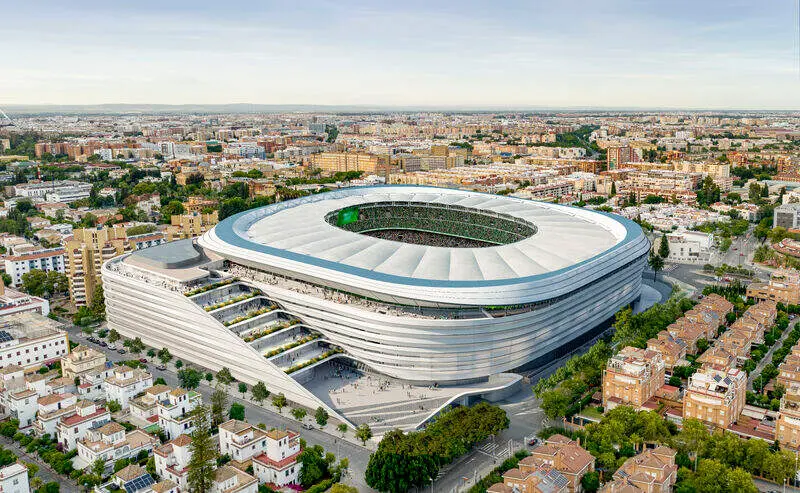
[487,465,569,493]
[779,351,800,388]
[307,152,391,174]
[0,284,50,318]
[33,392,77,436]
[14,180,92,203]
[647,332,688,370]
[62,345,107,381]
[683,366,746,428]
[154,434,192,491]
[603,347,665,410]
[3,248,65,287]
[251,429,302,487]
[100,464,155,493]
[165,211,219,241]
[219,419,300,473]
[76,423,157,471]
[777,384,800,450]
[600,447,677,493]
[607,146,639,169]
[747,270,800,306]
[64,226,166,306]
[157,388,201,439]
[151,480,178,493]
[129,384,171,424]
[662,229,713,263]
[0,463,30,493]
[211,465,258,493]
[105,366,153,409]
[0,312,69,369]
[522,434,594,493]
[56,400,111,450]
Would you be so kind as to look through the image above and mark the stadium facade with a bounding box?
[103,186,649,415]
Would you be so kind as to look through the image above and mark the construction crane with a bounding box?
[0,108,14,128]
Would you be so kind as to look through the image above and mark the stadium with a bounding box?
[103,186,650,423]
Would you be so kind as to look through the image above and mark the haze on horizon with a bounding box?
[2,0,799,110]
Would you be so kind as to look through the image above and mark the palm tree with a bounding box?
[648,253,664,281]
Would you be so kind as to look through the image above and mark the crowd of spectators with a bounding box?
[331,202,536,246]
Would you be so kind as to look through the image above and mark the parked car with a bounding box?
[99,341,107,347]
[117,349,126,354]
[107,344,117,350]
[302,423,314,430]
[156,364,167,371]
[139,358,148,364]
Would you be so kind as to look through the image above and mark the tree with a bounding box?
[217,367,233,386]
[187,405,218,493]
[315,407,329,427]
[128,336,145,355]
[676,418,710,468]
[763,449,797,484]
[337,423,348,437]
[291,407,307,422]
[178,368,202,390]
[20,269,48,296]
[229,402,245,421]
[147,349,156,358]
[108,329,120,344]
[581,471,600,493]
[238,382,248,397]
[175,360,183,369]
[210,387,228,426]
[107,400,122,413]
[160,200,186,222]
[648,253,664,281]
[610,181,617,197]
[658,235,670,259]
[158,347,172,364]
[252,381,270,405]
[205,372,213,382]
[89,284,106,319]
[272,393,287,413]
[330,484,358,493]
[355,424,372,445]
[91,458,106,477]
[298,444,330,487]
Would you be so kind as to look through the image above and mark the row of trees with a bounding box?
[535,295,695,420]
[365,402,509,492]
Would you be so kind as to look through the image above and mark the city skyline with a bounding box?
[2,0,799,109]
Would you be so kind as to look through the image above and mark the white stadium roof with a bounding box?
[245,187,623,281]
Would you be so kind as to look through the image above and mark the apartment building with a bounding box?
[33,392,77,436]
[600,447,678,493]
[129,384,171,423]
[165,211,219,241]
[647,332,688,370]
[666,318,712,354]
[61,345,107,380]
[774,203,800,229]
[251,429,302,487]
[0,284,50,318]
[0,312,69,369]
[683,366,746,429]
[0,463,29,493]
[14,180,92,203]
[155,434,192,491]
[219,420,273,468]
[307,152,391,174]
[211,465,258,493]
[56,400,111,450]
[779,351,800,388]
[748,270,800,306]
[157,388,201,439]
[64,226,165,306]
[104,366,153,409]
[602,347,665,410]
[521,434,594,493]
[76,423,157,471]
[487,465,568,493]
[4,248,65,287]
[777,384,800,450]
[607,146,639,170]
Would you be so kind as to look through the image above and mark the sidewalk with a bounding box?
[0,436,80,493]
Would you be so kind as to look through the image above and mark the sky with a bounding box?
[1,0,799,109]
